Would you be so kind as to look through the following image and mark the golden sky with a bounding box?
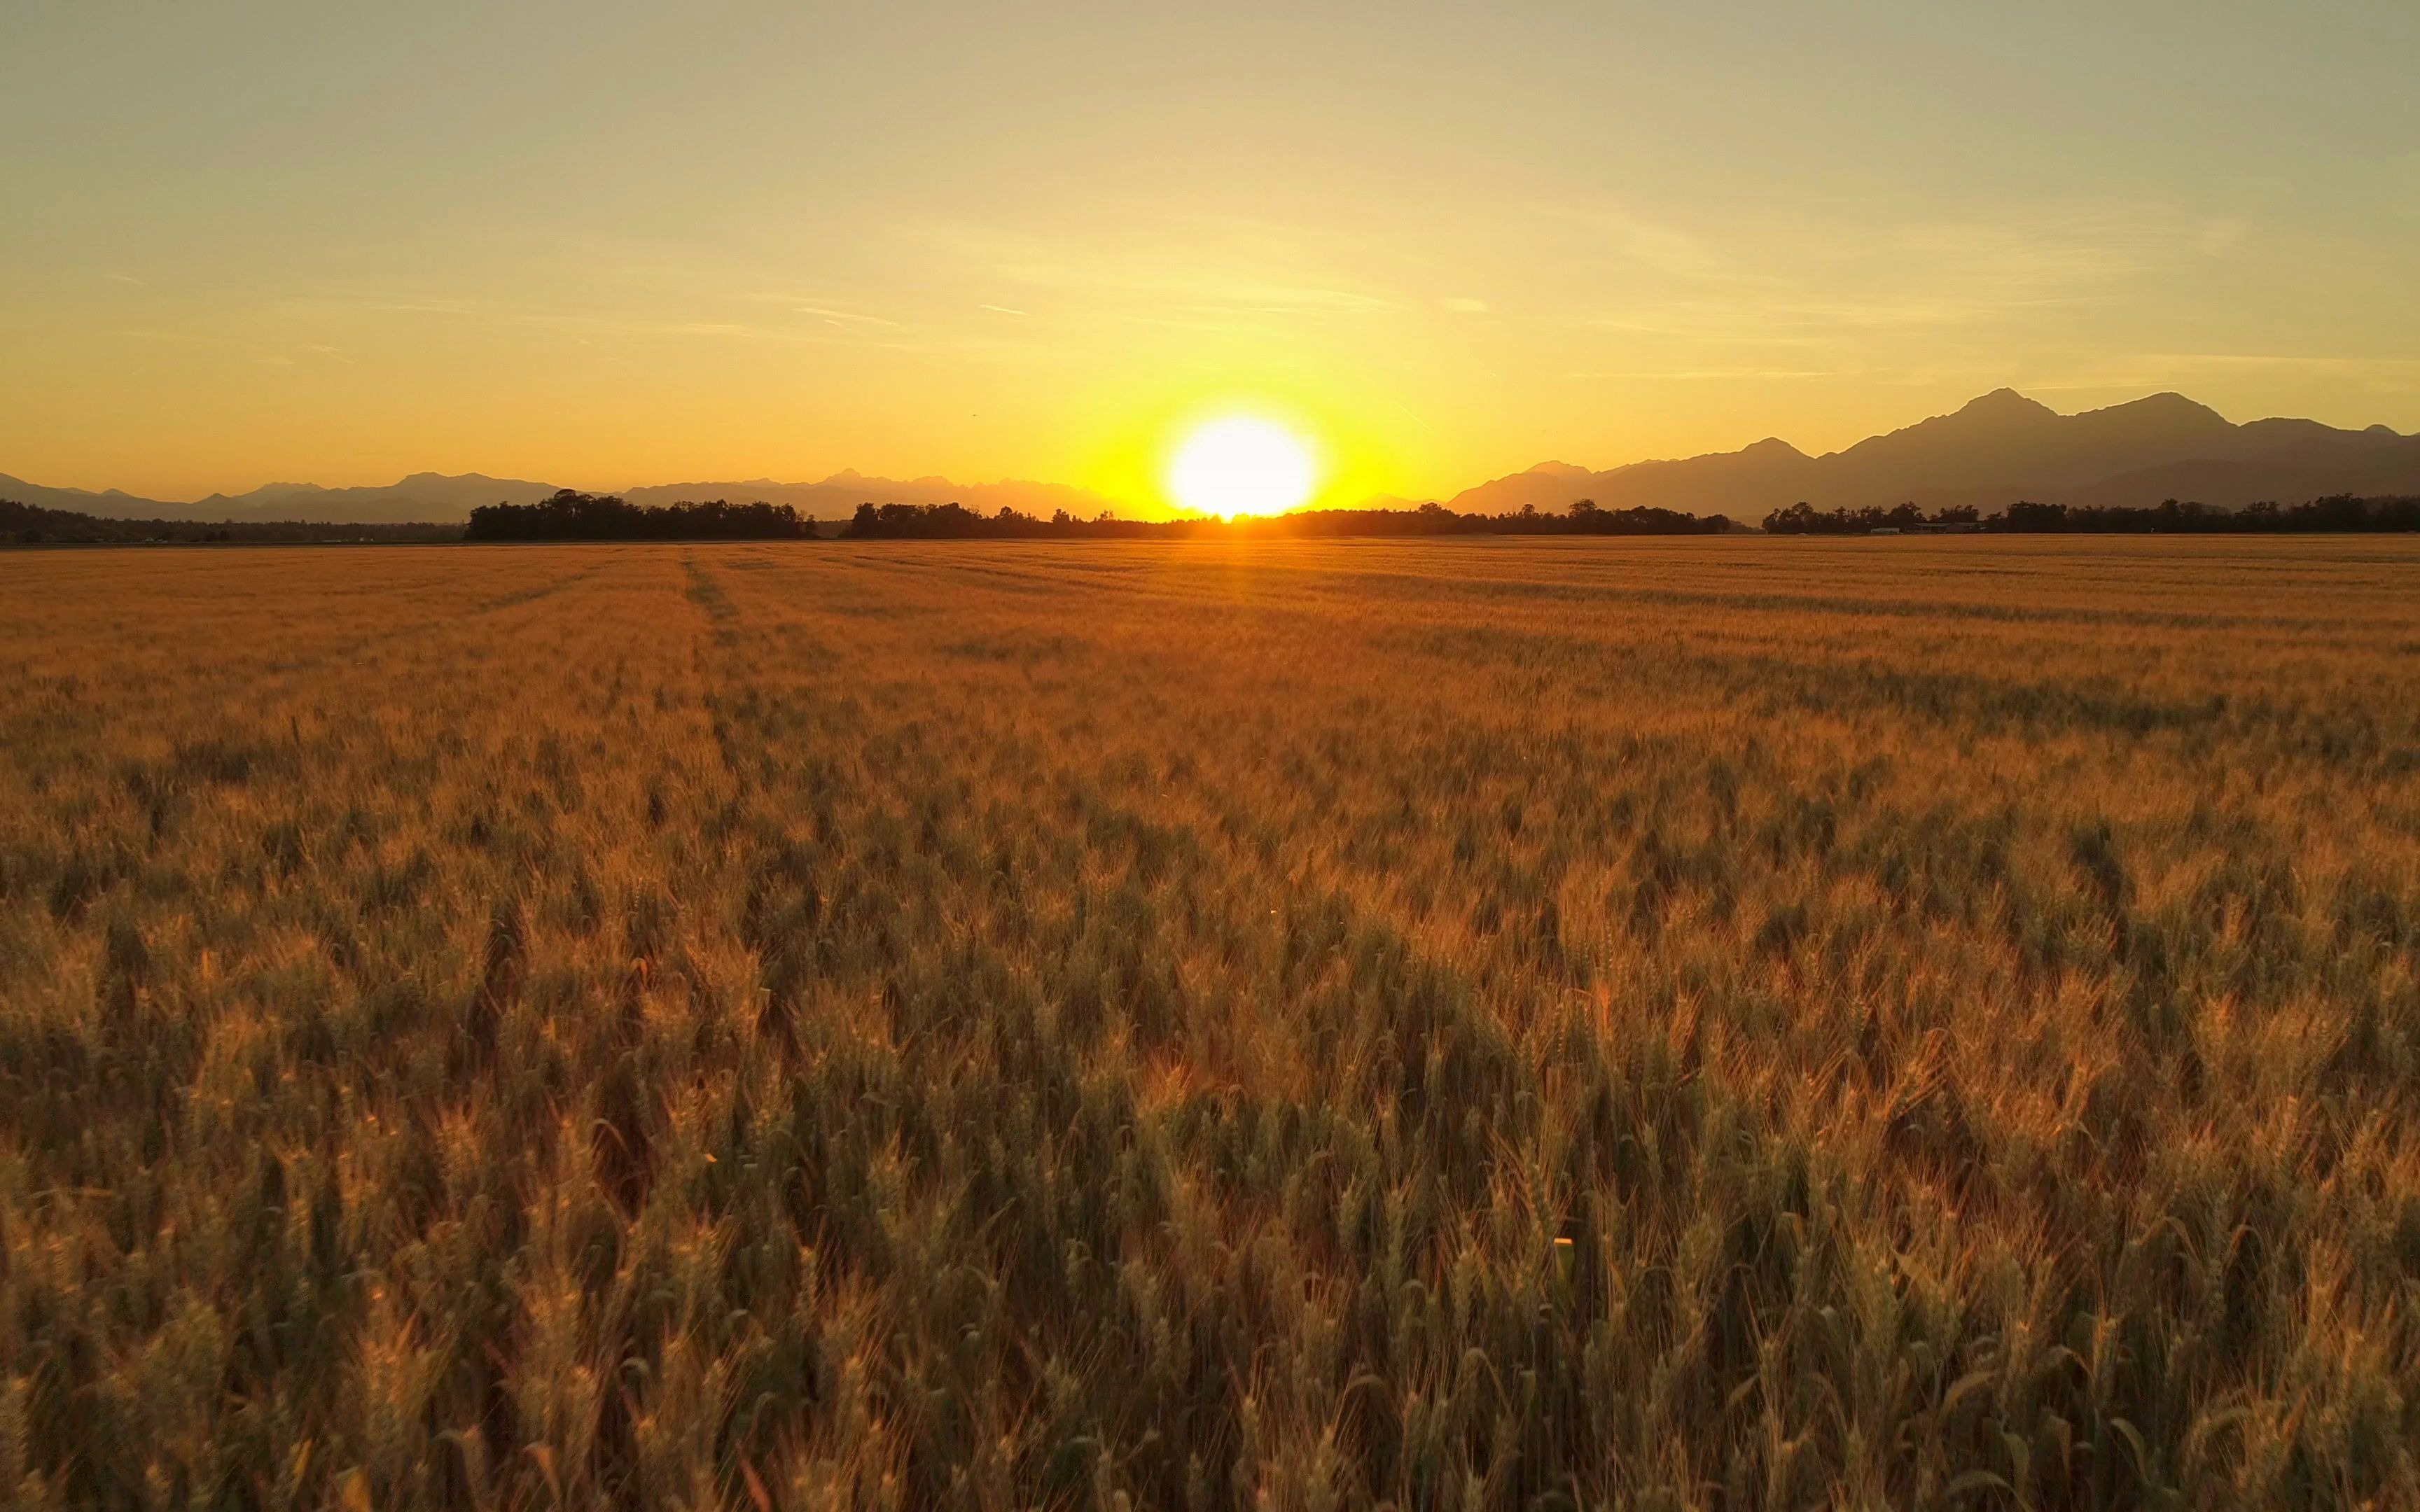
[6,2,2416,508]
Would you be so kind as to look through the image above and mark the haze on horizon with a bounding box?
[6,1,2416,511]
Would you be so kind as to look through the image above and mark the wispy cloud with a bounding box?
[2019,352,2420,395]
[266,286,943,352]
[1545,196,2209,344]
[275,293,485,318]
[791,304,900,328]
[2129,352,2420,374]
[1565,367,1865,381]
[910,216,1407,324]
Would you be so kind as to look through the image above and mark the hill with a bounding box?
[1444,391,2420,517]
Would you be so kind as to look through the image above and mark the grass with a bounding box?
[1,536,2416,1510]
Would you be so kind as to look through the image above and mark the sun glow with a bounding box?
[1165,416,1317,519]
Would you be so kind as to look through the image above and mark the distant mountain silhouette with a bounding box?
[0,469,1121,525]
[0,475,171,518]
[0,471,559,523]
[8,390,2415,526]
[1440,390,2420,517]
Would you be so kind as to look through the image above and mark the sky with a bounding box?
[5,0,2417,508]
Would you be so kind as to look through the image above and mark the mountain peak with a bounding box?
[1741,437,1807,458]
[397,470,504,486]
[2091,391,2228,424]
[1525,461,1592,478]
[1956,388,2057,421]
[2069,391,2233,445]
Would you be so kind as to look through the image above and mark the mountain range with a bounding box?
[0,471,563,524]
[6,389,2416,526]
[1438,390,2420,519]
[0,469,1125,526]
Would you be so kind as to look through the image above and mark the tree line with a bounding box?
[1763,495,2420,534]
[1,498,460,546]
[16,487,2416,549]
[842,498,1733,539]
[464,491,815,541]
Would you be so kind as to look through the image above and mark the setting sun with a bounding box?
[1166,416,1317,519]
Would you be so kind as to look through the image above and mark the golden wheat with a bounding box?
[2,536,2415,1509]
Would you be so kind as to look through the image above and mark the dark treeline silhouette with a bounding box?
[1,498,461,546]
[1765,495,2420,534]
[1761,502,1978,534]
[464,491,815,541]
[842,498,1733,540]
[1999,495,2420,533]
[20,488,2416,550]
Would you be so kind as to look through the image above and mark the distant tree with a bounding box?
[2001,500,2068,533]
[466,490,812,542]
[0,496,463,545]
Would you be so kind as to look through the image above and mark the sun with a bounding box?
[1166,416,1316,519]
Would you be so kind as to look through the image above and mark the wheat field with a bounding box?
[3,537,2416,1511]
